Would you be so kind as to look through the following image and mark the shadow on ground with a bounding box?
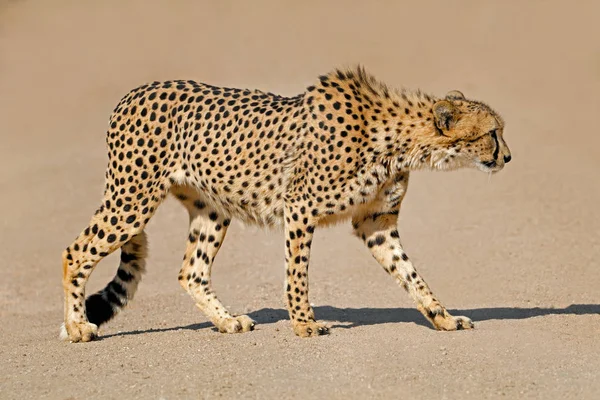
[101,304,600,340]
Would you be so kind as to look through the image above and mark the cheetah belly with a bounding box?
[168,133,288,228]
[169,177,286,228]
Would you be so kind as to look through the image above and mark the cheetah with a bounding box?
[60,66,511,342]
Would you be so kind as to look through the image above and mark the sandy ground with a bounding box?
[1,1,599,399]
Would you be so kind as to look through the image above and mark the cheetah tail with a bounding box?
[85,231,148,326]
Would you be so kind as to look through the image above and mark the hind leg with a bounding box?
[62,179,168,342]
[174,188,255,333]
[61,205,139,342]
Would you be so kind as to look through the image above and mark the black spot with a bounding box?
[86,293,116,326]
[108,281,127,297]
[117,268,134,282]
[121,252,137,263]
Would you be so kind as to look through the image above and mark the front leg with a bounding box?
[352,206,474,331]
[283,204,329,337]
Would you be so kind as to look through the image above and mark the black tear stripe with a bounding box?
[491,131,500,161]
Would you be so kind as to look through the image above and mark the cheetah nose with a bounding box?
[503,155,512,163]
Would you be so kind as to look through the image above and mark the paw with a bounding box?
[217,315,256,333]
[434,314,474,331]
[418,304,474,331]
[60,321,98,342]
[292,320,330,338]
[449,315,474,330]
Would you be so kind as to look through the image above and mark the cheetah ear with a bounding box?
[432,100,459,131]
[445,90,465,100]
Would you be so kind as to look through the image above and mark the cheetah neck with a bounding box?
[308,67,456,175]
[358,93,449,174]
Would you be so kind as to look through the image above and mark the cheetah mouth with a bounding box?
[477,160,503,173]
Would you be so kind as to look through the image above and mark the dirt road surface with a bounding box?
[1,1,599,399]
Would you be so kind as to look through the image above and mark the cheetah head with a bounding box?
[430,91,511,173]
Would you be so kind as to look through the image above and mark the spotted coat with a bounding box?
[61,66,511,342]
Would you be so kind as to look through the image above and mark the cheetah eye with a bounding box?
[467,129,496,143]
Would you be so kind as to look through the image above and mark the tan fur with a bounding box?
[61,66,510,342]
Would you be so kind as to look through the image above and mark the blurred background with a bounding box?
[1,1,599,399]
